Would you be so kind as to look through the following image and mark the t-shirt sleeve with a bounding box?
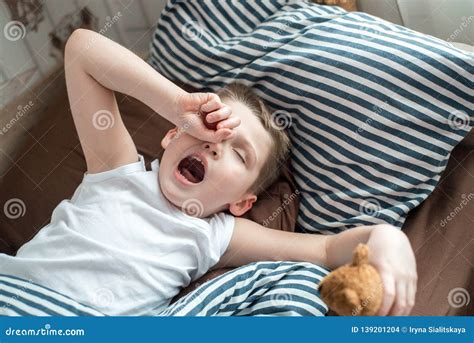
[207,212,235,257]
[71,154,148,206]
[82,154,146,183]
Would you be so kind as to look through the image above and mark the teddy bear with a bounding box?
[319,243,383,316]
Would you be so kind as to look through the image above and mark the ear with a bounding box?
[229,194,257,216]
[161,127,179,149]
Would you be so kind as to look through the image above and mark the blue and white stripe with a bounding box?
[156,261,329,316]
[149,0,473,234]
[0,262,329,317]
[0,274,104,316]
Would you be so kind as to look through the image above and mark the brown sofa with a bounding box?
[0,73,472,315]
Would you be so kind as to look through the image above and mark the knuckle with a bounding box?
[402,272,413,280]
[379,263,393,273]
[208,93,217,101]
[385,289,395,299]
[397,300,407,310]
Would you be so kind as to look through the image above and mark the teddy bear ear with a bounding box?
[352,243,369,266]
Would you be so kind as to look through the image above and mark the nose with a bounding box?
[203,142,222,159]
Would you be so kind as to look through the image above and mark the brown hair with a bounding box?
[217,83,290,196]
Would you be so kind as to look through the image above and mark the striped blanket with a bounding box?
[0,262,329,316]
[148,0,473,234]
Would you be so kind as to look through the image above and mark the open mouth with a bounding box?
[177,154,206,184]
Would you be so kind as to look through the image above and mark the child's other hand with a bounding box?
[366,225,417,316]
[175,92,241,143]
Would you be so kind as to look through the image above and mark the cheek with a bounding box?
[165,135,198,159]
[219,160,250,183]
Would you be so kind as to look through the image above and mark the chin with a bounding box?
[158,170,180,204]
[159,170,203,213]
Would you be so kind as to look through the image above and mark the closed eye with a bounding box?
[233,149,245,164]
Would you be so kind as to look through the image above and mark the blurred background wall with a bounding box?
[0,0,472,109]
[359,0,473,45]
[0,0,167,109]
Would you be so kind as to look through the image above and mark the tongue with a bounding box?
[181,167,199,183]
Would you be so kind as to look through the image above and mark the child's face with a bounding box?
[159,99,272,218]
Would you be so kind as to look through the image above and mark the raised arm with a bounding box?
[64,29,238,173]
[64,28,187,173]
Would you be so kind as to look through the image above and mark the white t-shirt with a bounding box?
[0,155,235,315]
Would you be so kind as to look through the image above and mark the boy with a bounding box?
[0,29,416,316]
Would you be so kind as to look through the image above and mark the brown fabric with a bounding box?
[0,75,472,315]
[401,129,474,316]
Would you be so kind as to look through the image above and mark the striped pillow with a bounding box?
[149,0,473,233]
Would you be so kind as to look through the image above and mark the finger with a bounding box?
[404,280,417,316]
[388,282,407,316]
[201,98,224,113]
[376,274,395,316]
[216,117,241,130]
[207,92,220,102]
[205,107,232,123]
[216,128,233,141]
[189,92,213,107]
[204,128,232,143]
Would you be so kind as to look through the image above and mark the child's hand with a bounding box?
[366,225,417,316]
[174,92,241,143]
